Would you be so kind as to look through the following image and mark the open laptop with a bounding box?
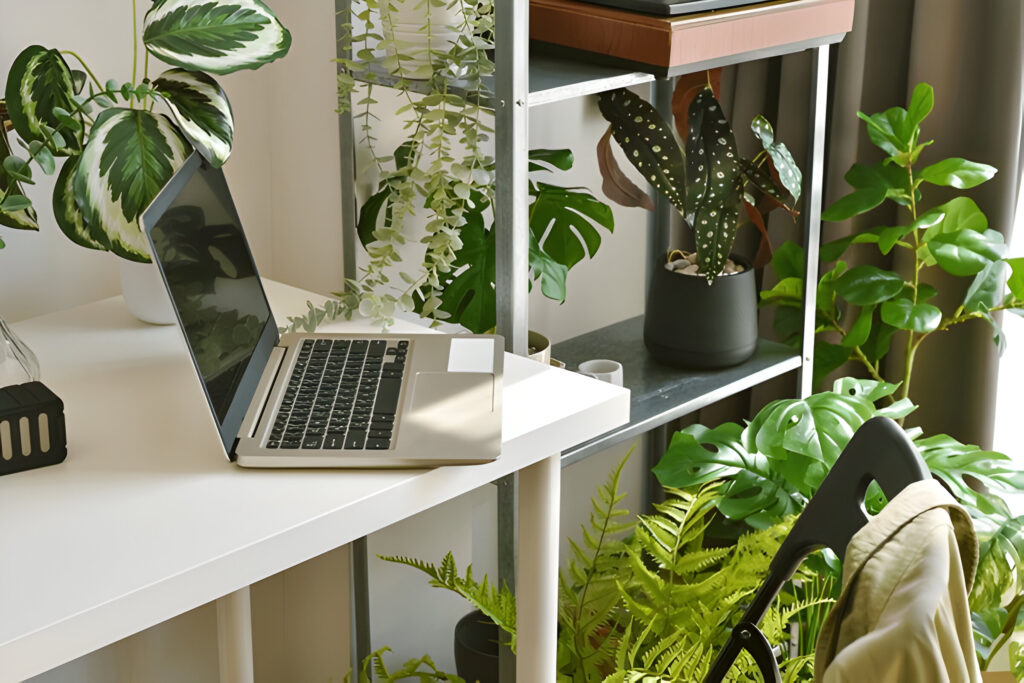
[140,152,503,468]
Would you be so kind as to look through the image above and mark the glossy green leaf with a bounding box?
[969,511,1024,610]
[153,68,234,167]
[772,306,803,347]
[906,82,934,130]
[4,46,80,155]
[770,240,804,280]
[430,205,495,334]
[73,108,190,261]
[2,155,32,183]
[880,298,941,333]
[527,148,573,172]
[919,196,988,240]
[356,186,391,248]
[964,260,1008,313]
[861,310,898,364]
[686,87,742,280]
[528,233,569,302]
[841,303,875,348]
[1006,257,1024,300]
[821,185,886,222]
[831,377,900,403]
[530,181,614,270]
[928,228,1006,277]
[834,265,905,305]
[918,157,997,189]
[52,156,107,251]
[760,276,803,306]
[813,342,850,390]
[816,260,848,314]
[144,0,292,75]
[0,125,39,230]
[750,115,801,202]
[858,106,913,158]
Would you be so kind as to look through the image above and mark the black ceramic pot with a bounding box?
[454,609,499,683]
[643,255,758,369]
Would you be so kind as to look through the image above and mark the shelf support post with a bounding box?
[349,536,372,673]
[798,45,830,399]
[496,473,518,682]
[494,0,530,356]
[216,588,255,683]
[336,0,358,287]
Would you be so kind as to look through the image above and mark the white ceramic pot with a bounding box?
[119,259,176,325]
[380,0,465,79]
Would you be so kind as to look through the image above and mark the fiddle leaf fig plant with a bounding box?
[0,0,291,257]
[761,83,1024,398]
[596,83,801,283]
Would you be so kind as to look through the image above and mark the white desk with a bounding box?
[0,281,629,682]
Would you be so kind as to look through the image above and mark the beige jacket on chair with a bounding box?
[814,479,981,682]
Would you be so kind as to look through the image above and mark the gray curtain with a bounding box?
[707,0,1024,449]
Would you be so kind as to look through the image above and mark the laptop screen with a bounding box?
[143,153,280,453]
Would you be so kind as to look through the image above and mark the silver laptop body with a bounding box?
[141,152,502,468]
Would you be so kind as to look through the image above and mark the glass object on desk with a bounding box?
[0,315,40,387]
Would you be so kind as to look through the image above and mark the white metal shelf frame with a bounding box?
[334,1,838,679]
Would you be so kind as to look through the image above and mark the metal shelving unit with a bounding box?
[334,0,845,679]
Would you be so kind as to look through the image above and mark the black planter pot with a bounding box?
[643,255,758,369]
[454,610,499,683]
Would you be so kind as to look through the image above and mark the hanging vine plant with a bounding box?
[289,0,615,332]
[0,0,291,255]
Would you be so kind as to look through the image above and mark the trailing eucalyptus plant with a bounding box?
[653,376,1024,671]
[385,455,833,681]
[596,81,801,283]
[0,0,290,257]
[761,82,1024,397]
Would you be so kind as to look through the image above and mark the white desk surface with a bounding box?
[0,281,629,682]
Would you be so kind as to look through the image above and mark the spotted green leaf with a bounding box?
[750,115,801,202]
[686,87,742,281]
[596,88,686,215]
[0,123,39,231]
[4,46,80,155]
[73,108,190,261]
[143,0,292,76]
[52,156,106,251]
[153,68,234,167]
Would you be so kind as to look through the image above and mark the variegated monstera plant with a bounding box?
[597,82,802,284]
[0,0,290,257]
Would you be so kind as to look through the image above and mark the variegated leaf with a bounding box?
[0,121,39,231]
[750,115,801,202]
[686,87,742,282]
[4,46,80,155]
[73,108,190,261]
[597,88,686,215]
[153,68,234,167]
[143,0,292,75]
[53,156,107,251]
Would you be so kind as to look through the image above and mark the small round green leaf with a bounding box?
[928,228,1006,277]
[834,265,904,305]
[918,158,997,189]
[880,298,941,333]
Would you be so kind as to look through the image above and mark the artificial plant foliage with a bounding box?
[0,0,289,256]
[388,455,832,682]
[596,83,801,282]
[345,647,463,683]
[0,119,38,235]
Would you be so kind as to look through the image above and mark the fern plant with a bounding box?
[385,455,833,681]
[345,647,463,682]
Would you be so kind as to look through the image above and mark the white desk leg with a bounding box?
[217,587,255,683]
[516,453,560,681]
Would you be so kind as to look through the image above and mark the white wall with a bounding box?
[3,1,650,679]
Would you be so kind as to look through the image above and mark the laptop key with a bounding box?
[324,433,345,449]
[302,435,324,449]
[369,429,391,439]
[374,378,402,414]
[366,438,390,450]
[368,340,387,357]
[344,429,367,449]
[282,439,301,449]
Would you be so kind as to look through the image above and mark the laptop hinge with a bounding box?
[240,345,288,440]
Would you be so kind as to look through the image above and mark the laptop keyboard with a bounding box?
[267,338,408,451]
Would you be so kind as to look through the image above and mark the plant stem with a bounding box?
[132,0,139,95]
[901,163,921,409]
[60,51,104,90]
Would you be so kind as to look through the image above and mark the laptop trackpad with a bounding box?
[403,371,499,457]
[409,372,495,415]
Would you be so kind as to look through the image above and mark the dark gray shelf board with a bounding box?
[347,50,654,109]
[552,316,802,467]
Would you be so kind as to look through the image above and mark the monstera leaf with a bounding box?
[73,108,190,261]
[4,46,80,156]
[432,204,495,333]
[153,68,234,167]
[685,87,742,281]
[143,0,292,75]
[530,181,614,272]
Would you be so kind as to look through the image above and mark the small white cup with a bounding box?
[577,359,623,387]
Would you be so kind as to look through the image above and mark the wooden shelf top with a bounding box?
[530,0,856,75]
